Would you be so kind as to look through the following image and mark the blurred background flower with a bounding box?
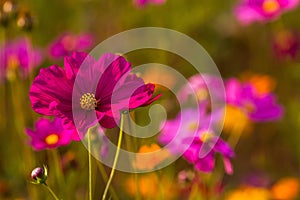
[133,0,167,8]
[234,0,300,25]
[25,117,74,150]
[0,38,43,82]
[49,32,94,59]
[272,30,300,59]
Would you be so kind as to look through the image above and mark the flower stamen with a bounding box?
[262,0,280,13]
[200,131,213,142]
[80,93,97,110]
[45,133,59,145]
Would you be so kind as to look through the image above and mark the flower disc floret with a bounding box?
[80,93,97,110]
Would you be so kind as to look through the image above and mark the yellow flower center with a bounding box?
[244,101,256,113]
[199,131,213,142]
[262,0,280,13]
[7,55,20,70]
[45,133,59,145]
[80,93,97,110]
[196,89,208,101]
[62,35,77,51]
[6,55,20,81]
[188,122,198,131]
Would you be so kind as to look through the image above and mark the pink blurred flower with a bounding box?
[234,0,300,25]
[183,130,235,174]
[225,78,283,122]
[133,0,166,8]
[272,30,300,59]
[0,38,43,82]
[49,33,94,59]
[178,74,225,104]
[25,117,74,150]
[159,105,234,174]
[29,52,160,139]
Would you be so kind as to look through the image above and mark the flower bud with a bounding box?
[31,166,47,184]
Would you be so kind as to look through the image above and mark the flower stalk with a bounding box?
[102,113,124,200]
[88,127,93,200]
[43,183,60,200]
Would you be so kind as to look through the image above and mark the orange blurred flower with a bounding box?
[141,66,176,91]
[226,186,270,200]
[125,173,176,199]
[271,177,300,200]
[223,105,251,134]
[246,74,276,96]
[132,143,170,170]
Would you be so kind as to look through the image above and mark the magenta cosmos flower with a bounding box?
[49,33,94,59]
[133,0,166,8]
[30,52,160,140]
[178,74,225,104]
[0,38,43,82]
[234,0,300,25]
[159,105,234,174]
[159,105,221,154]
[226,78,283,122]
[183,129,235,174]
[25,117,74,150]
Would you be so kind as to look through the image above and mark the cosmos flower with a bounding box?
[25,117,74,150]
[132,143,170,171]
[225,78,283,122]
[49,33,94,59]
[243,74,276,96]
[182,129,235,174]
[178,74,225,104]
[271,177,300,200]
[272,30,300,59]
[159,105,234,174]
[0,38,43,82]
[133,0,166,8]
[234,0,300,25]
[29,52,160,139]
[159,103,223,153]
[226,186,271,200]
[125,173,177,199]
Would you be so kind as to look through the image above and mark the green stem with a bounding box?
[124,113,140,200]
[102,114,124,200]
[50,150,65,196]
[88,129,93,200]
[89,126,119,199]
[95,161,119,200]
[43,183,60,200]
